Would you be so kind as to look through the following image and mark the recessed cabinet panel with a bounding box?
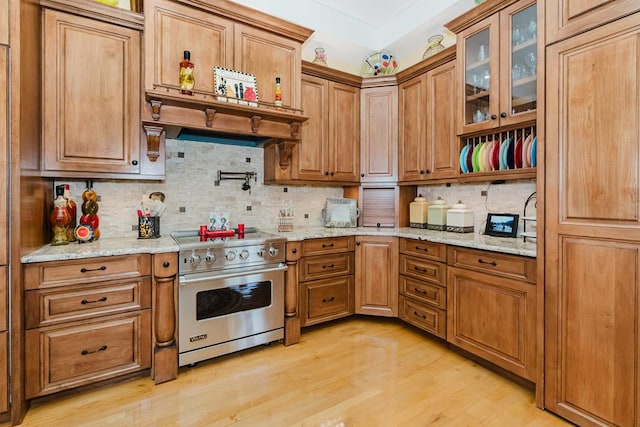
[294,75,327,180]
[0,47,6,265]
[553,31,640,223]
[0,332,6,413]
[0,1,7,45]
[42,9,141,174]
[427,61,458,180]
[0,266,5,332]
[355,236,398,317]
[398,75,426,181]
[144,0,234,93]
[360,86,398,182]
[329,83,360,182]
[546,238,638,425]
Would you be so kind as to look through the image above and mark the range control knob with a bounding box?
[188,253,201,265]
[239,250,250,260]
[226,251,237,261]
[204,252,216,263]
[256,249,265,257]
[268,246,279,257]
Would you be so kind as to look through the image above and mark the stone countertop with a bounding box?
[22,227,536,263]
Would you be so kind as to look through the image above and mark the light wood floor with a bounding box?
[7,317,570,427]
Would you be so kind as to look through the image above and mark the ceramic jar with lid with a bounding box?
[409,196,429,228]
[446,200,474,233]
[427,197,450,231]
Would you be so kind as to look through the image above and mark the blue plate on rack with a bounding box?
[531,136,537,167]
[460,144,470,173]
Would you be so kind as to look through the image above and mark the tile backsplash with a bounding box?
[55,139,535,239]
[58,139,343,238]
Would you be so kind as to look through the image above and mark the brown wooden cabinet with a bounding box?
[41,6,149,178]
[23,255,152,398]
[355,236,398,317]
[447,0,537,135]
[544,12,640,426]
[360,80,397,183]
[298,237,355,327]
[398,239,447,338]
[0,41,8,416]
[545,0,640,44]
[447,246,536,382]
[398,50,458,183]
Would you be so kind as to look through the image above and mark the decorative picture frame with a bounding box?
[484,213,519,238]
[213,67,259,107]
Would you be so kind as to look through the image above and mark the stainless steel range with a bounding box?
[172,230,287,366]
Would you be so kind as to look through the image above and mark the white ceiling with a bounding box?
[229,0,478,75]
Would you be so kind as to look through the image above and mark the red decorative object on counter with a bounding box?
[79,180,100,240]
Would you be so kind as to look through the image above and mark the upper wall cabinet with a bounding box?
[41,4,150,178]
[360,79,398,183]
[546,0,640,44]
[142,0,312,159]
[398,48,457,184]
[447,0,537,135]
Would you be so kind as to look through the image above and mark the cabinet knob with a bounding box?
[420,170,425,174]
[360,173,365,177]
[491,114,498,120]
[356,241,361,246]
[292,248,297,254]
[163,261,170,268]
[132,160,138,165]
[376,223,381,228]
[426,169,431,174]
[500,112,507,118]
[324,171,329,176]
[330,172,334,176]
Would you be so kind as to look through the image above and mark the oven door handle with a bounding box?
[179,264,288,285]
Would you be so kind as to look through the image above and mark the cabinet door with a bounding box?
[360,86,398,182]
[300,276,354,327]
[546,0,640,44]
[426,60,458,180]
[0,266,5,332]
[398,74,427,182]
[328,82,360,182]
[447,266,536,381]
[294,74,328,181]
[0,46,6,265]
[234,24,302,110]
[545,14,640,426]
[499,0,537,126]
[42,9,141,174]
[144,0,234,93]
[355,236,398,316]
[0,331,6,413]
[457,14,500,134]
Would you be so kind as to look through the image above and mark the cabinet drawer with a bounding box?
[300,276,354,327]
[299,252,354,282]
[24,254,152,290]
[399,296,446,339]
[301,237,355,257]
[399,255,446,286]
[447,246,536,283]
[400,276,446,310]
[25,277,152,329]
[399,238,447,262]
[25,310,151,399]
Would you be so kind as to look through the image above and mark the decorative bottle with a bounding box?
[179,50,195,95]
[274,77,282,109]
[63,184,77,242]
[80,181,100,240]
[49,185,71,246]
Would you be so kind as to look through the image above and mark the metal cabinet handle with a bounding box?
[80,266,107,273]
[413,287,428,295]
[322,264,335,269]
[322,297,335,303]
[415,246,428,252]
[414,266,428,273]
[81,345,107,355]
[163,261,170,268]
[478,259,497,266]
[413,311,427,320]
[321,243,334,248]
[81,296,107,305]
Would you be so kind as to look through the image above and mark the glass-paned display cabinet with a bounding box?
[458,0,537,135]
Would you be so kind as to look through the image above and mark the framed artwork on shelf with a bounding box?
[214,67,259,107]
[484,213,519,238]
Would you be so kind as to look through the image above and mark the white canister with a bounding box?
[409,196,429,228]
[427,197,450,231]
[446,200,474,233]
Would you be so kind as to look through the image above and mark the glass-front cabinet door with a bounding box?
[458,14,499,134]
[500,0,537,126]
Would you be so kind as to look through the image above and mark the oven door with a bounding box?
[178,264,286,358]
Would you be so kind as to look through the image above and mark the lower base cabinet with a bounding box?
[25,311,151,398]
[446,247,536,382]
[355,236,398,316]
[300,276,354,326]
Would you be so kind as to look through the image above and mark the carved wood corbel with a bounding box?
[290,122,302,139]
[275,140,298,170]
[150,99,163,121]
[205,108,216,127]
[143,125,164,162]
[250,115,262,133]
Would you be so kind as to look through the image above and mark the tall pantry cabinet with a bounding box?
[0,0,9,416]
[544,5,640,426]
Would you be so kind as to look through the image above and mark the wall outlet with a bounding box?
[179,206,186,213]
[481,190,488,197]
